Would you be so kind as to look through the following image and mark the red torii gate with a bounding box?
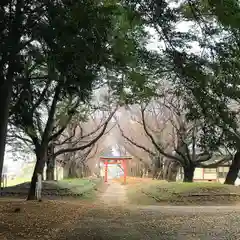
[99,156,132,184]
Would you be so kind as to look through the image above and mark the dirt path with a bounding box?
[53,181,240,239]
[99,181,128,206]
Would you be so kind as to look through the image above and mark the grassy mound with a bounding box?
[127,179,240,205]
[1,177,103,200]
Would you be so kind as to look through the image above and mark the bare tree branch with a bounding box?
[53,107,117,157]
[117,121,156,156]
[199,155,232,168]
[140,104,182,162]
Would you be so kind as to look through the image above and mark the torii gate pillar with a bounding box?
[123,159,127,184]
[104,159,108,183]
[99,156,131,184]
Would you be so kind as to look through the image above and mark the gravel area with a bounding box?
[54,181,240,240]
[56,205,240,240]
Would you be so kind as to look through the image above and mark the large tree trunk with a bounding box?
[152,168,163,180]
[68,166,76,178]
[152,157,163,180]
[156,169,163,179]
[164,159,179,182]
[46,157,55,181]
[78,164,83,178]
[167,161,179,181]
[0,80,13,187]
[27,149,47,200]
[183,164,195,182]
[224,151,240,185]
[46,144,55,181]
[163,159,171,180]
[0,0,23,187]
[67,161,78,178]
[152,168,158,180]
[27,162,39,200]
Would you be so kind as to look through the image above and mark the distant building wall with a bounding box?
[177,166,230,183]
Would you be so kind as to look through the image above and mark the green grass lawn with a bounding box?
[6,177,31,187]
[127,180,240,205]
[2,177,103,201]
[57,178,102,200]
[5,163,34,187]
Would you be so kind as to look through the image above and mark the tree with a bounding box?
[120,0,240,184]
[117,86,229,182]
[0,0,51,188]
[59,146,94,179]
[115,107,156,176]
[170,0,240,184]
[0,0,115,186]
[3,0,151,199]
[119,140,152,178]
[6,0,122,199]
[140,96,217,182]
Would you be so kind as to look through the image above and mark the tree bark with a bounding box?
[163,159,171,180]
[68,166,76,178]
[27,84,61,199]
[164,160,179,182]
[167,162,179,182]
[152,156,163,180]
[46,145,55,181]
[46,157,55,181]
[224,151,240,185]
[158,169,164,179]
[67,161,78,178]
[27,163,38,200]
[152,168,163,180]
[27,149,47,200]
[183,164,195,182]
[0,0,23,186]
[0,80,12,187]
[152,168,157,180]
